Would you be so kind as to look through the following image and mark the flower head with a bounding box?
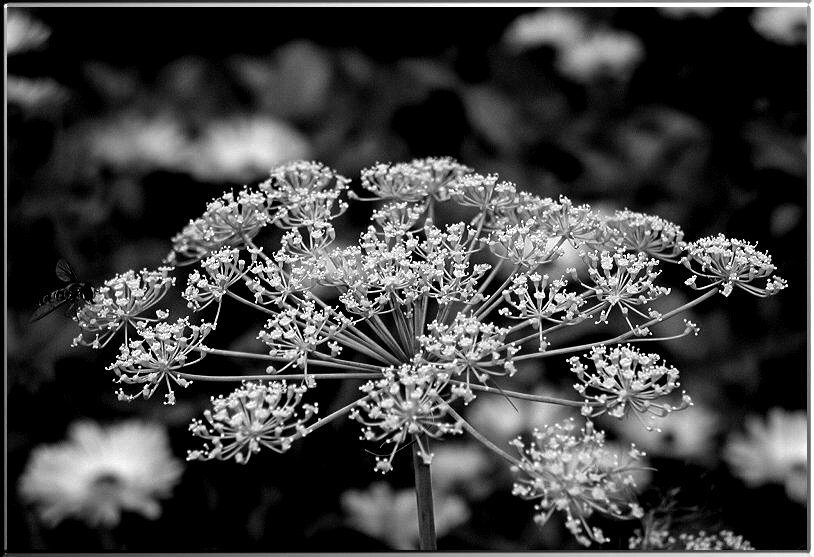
[188,380,318,464]
[261,160,349,230]
[421,314,520,401]
[539,196,605,249]
[603,209,685,261]
[500,272,586,349]
[183,248,249,311]
[629,528,753,550]
[258,300,352,382]
[450,173,518,212]
[19,420,182,527]
[108,317,213,405]
[581,250,670,333]
[167,188,272,265]
[569,344,692,427]
[487,221,559,270]
[357,157,471,203]
[351,363,463,473]
[681,234,787,297]
[73,267,175,349]
[511,418,645,546]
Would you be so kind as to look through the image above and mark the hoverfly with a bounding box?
[30,259,95,322]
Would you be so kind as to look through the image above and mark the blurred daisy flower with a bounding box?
[6,9,51,55]
[466,383,573,443]
[184,115,310,183]
[502,9,644,83]
[6,11,68,115]
[557,30,643,83]
[430,442,491,498]
[19,420,183,527]
[612,402,719,461]
[7,75,69,112]
[502,8,588,53]
[340,482,469,549]
[85,113,190,173]
[750,7,806,45]
[723,408,807,503]
[657,6,722,19]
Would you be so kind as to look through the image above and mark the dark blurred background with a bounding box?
[6,6,807,551]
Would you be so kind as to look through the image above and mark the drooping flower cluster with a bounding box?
[510,418,645,546]
[188,381,318,464]
[71,157,788,547]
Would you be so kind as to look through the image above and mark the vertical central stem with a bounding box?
[412,435,437,550]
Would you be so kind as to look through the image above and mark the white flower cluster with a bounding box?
[351,363,463,473]
[70,157,787,547]
[188,381,318,464]
[682,234,787,297]
[569,344,692,426]
[73,267,175,348]
[168,189,272,265]
[510,418,645,546]
[108,317,213,405]
[629,527,754,550]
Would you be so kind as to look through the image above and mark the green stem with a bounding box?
[412,435,437,551]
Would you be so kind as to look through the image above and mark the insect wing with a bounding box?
[55,258,79,283]
[30,291,70,322]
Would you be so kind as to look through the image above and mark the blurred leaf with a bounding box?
[398,57,459,90]
[111,177,144,219]
[231,41,334,121]
[744,119,806,178]
[462,85,521,154]
[769,203,802,238]
[83,62,141,105]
